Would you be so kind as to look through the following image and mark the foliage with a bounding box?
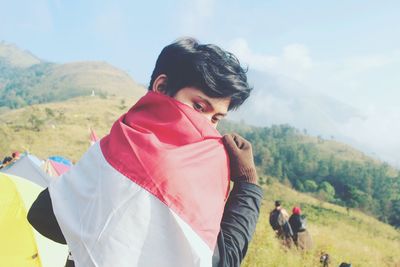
[304,180,318,192]
[218,121,400,228]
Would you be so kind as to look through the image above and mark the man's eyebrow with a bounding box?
[198,95,227,117]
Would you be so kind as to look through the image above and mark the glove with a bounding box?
[222,133,258,184]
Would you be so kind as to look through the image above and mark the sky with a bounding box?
[1,0,399,166]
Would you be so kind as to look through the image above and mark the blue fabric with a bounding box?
[48,156,72,166]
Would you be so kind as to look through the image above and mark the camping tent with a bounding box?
[48,156,72,167]
[42,159,70,177]
[43,156,72,177]
[0,154,50,187]
[1,153,73,183]
[0,173,68,266]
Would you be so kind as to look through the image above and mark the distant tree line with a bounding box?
[0,61,94,109]
[0,62,52,108]
[219,121,400,228]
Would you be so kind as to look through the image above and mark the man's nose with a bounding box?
[204,114,213,123]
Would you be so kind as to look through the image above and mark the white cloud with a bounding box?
[228,37,400,166]
[178,0,216,36]
[229,38,312,82]
[229,38,278,71]
[339,105,400,165]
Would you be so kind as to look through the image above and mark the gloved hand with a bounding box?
[222,133,258,184]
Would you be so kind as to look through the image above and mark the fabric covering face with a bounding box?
[49,91,230,267]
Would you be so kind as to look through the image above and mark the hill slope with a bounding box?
[1,97,399,266]
[218,120,400,229]
[243,182,400,266]
[0,41,41,68]
[0,95,141,160]
[0,42,146,110]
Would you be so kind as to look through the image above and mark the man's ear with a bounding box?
[151,74,168,94]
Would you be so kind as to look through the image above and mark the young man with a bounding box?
[28,38,263,267]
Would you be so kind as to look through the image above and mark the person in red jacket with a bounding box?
[289,206,313,250]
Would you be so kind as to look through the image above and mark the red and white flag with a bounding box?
[49,91,230,267]
[89,127,99,145]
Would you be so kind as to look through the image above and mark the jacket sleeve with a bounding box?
[27,188,67,244]
[212,182,263,267]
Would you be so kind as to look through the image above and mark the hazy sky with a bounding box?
[1,0,399,166]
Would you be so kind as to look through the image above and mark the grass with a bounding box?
[243,182,400,267]
[0,95,142,161]
[1,97,400,266]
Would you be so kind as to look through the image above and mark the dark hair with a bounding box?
[149,37,252,110]
[275,200,281,207]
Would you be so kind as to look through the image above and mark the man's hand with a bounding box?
[222,133,258,184]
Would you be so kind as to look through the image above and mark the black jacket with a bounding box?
[28,181,263,267]
[288,214,305,234]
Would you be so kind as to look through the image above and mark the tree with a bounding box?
[318,181,336,201]
[388,199,400,228]
[294,180,305,192]
[28,114,44,131]
[304,180,318,192]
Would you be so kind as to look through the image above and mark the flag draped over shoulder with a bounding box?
[49,91,230,267]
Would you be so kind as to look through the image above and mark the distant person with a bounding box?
[320,252,330,267]
[289,206,313,250]
[1,151,20,169]
[11,151,20,161]
[2,156,13,166]
[269,200,294,247]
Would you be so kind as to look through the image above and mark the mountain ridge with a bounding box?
[0,42,146,110]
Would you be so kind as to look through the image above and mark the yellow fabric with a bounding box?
[0,173,42,266]
[0,173,69,267]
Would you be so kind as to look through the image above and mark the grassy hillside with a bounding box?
[0,42,146,110]
[219,120,387,170]
[0,95,142,160]
[243,182,400,266]
[1,97,399,266]
[45,61,146,97]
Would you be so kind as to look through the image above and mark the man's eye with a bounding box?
[193,103,204,112]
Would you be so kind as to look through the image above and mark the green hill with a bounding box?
[218,121,400,229]
[0,42,146,110]
[1,96,399,266]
